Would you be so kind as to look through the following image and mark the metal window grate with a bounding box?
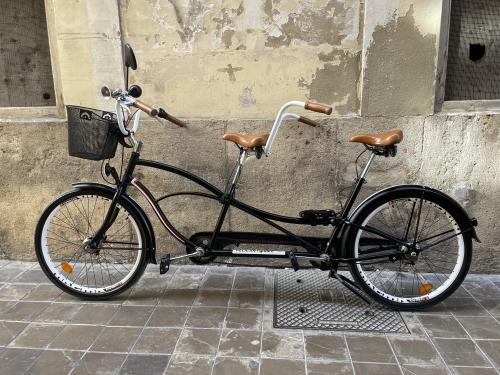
[445,0,500,100]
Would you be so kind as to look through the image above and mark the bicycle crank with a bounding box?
[159,247,205,274]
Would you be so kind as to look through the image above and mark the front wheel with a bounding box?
[347,187,472,310]
[35,188,148,299]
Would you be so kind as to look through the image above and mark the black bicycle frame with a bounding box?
[91,149,411,264]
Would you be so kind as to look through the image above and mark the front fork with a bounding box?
[89,150,141,249]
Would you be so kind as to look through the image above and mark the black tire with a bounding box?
[347,187,472,310]
[35,188,148,299]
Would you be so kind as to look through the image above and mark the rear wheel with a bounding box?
[348,187,472,310]
[35,189,148,299]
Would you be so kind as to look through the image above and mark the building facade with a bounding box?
[0,0,499,272]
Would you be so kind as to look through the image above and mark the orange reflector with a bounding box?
[419,283,433,295]
[60,262,73,273]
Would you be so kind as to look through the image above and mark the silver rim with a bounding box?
[40,194,143,295]
[354,198,465,304]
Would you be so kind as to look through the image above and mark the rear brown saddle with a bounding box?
[222,129,403,149]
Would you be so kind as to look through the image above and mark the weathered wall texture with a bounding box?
[51,0,124,111]
[361,0,443,116]
[119,0,362,118]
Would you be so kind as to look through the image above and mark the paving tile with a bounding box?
[213,357,259,375]
[70,303,119,324]
[388,336,442,366]
[0,284,37,300]
[0,321,29,346]
[306,361,354,375]
[147,306,190,327]
[0,300,17,314]
[0,348,42,375]
[0,267,28,282]
[401,365,448,375]
[175,328,220,355]
[225,308,261,329]
[12,269,51,284]
[233,270,265,290]
[440,297,489,316]
[229,290,264,308]
[132,327,181,354]
[119,354,170,375]
[418,315,468,338]
[21,285,61,302]
[186,307,227,328]
[168,273,204,289]
[10,324,64,349]
[353,362,401,375]
[450,367,498,375]
[49,325,103,350]
[201,273,234,289]
[463,280,500,299]
[433,338,489,366]
[0,301,50,321]
[476,299,500,316]
[346,335,396,363]
[260,358,305,375]
[304,333,349,361]
[194,289,231,307]
[35,303,83,323]
[166,354,214,375]
[159,289,198,306]
[124,289,160,306]
[109,305,154,327]
[261,330,303,359]
[476,339,500,368]
[25,349,82,375]
[218,329,261,357]
[176,266,207,275]
[457,316,500,339]
[71,352,126,375]
[90,327,142,353]
[207,267,236,275]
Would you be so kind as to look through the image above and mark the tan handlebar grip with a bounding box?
[304,102,333,115]
[164,113,187,128]
[134,100,158,117]
[298,116,320,127]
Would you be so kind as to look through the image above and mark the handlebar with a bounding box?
[133,100,158,117]
[158,108,187,127]
[304,102,333,115]
[298,116,319,127]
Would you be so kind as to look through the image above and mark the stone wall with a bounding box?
[1,114,498,272]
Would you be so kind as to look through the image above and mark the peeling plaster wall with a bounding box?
[51,0,124,111]
[361,0,442,116]
[118,0,362,118]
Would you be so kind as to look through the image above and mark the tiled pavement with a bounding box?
[0,261,500,374]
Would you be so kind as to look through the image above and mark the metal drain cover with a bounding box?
[273,269,409,333]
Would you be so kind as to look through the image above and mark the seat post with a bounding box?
[227,149,247,192]
[360,152,376,179]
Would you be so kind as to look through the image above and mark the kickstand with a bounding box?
[329,268,372,306]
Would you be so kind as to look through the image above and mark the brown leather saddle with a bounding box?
[222,133,269,148]
[349,130,403,147]
[221,129,403,148]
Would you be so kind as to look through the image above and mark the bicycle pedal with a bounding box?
[289,253,300,272]
[160,255,171,275]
